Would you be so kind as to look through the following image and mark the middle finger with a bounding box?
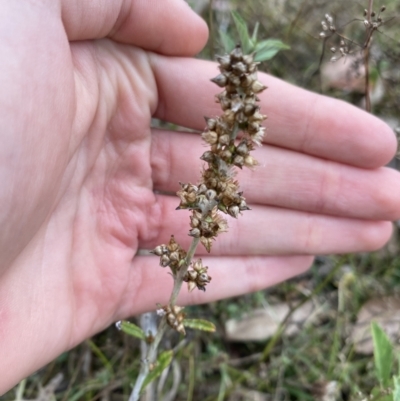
[150,129,400,221]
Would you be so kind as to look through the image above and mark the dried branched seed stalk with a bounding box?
[179,44,267,248]
[151,45,267,333]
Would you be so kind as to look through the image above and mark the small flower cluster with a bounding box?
[151,236,186,274]
[319,13,336,39]
[321,6,387,63]
[319,14,353,62]
[329,39,349,62]
[159,305,186,335]
[363,6,386,30]
[183,259,211,292]
[188,206,228,252]
[177,45,267,252]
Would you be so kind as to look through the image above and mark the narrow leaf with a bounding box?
[254,39,290,62]
[231,11,251,53]
[184,318,216,332]
[87,340,113,374]
[371,322,393,386]
[393,376,400,401]
[255,39,290,53]
[119,321,146,341]
[251,22,260,43]
[141,350,173,391]
[219,30,235,53]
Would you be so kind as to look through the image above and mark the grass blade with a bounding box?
[371,321,393,387]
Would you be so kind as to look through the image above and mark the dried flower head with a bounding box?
[152,45,266,294]
[183,259,212,292]
[162,305,186,334]
[151,236,186,274]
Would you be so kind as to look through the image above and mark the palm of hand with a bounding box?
[0,7,171,384]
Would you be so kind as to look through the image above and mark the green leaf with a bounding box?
[254,39,290,62]
[219,30,235,53]
[87,340,113,374]
[231,11,252,53]
[141,350,173,392]
[251,22,260,43]
[393,376,400,401]
[372,322,394,387]
[254,39,290,53]
[183,319,216,332]
[118,321,146,341]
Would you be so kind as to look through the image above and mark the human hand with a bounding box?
[1,0,399,394]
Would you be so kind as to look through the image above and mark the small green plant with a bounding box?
[220,11,290,62]
[359,322,400,400]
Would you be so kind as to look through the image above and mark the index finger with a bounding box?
[150,55,396,168]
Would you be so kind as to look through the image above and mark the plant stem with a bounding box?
[367,0,373,21]
[15,379,26,401]
[209,0,215,60]
[170,237,200,306]
[130,237,200,401]
[130,319,168,401]
[364,0,374,113]
[364,45,371,113]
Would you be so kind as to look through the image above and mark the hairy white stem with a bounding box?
[130,237,200,401]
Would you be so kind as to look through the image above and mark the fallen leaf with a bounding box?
[225,301,319,342]
[350,297,400,355]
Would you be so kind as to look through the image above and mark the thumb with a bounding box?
[62,0,209,56]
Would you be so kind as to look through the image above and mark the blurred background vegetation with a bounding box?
[4,1,400,400]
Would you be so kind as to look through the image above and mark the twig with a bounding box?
[209,0,215,60]
[367,0,374,22]
[364,43,371,113]
[364,0,374,112]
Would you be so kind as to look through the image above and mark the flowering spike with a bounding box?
[150,45,265,325]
